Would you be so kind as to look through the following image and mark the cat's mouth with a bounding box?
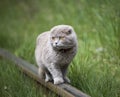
[53,44,74,50]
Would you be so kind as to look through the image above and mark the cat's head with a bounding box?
[50,25,77,50]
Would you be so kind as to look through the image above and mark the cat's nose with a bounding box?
[55,42,58,45]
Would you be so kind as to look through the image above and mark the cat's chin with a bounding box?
[53,45,73,51]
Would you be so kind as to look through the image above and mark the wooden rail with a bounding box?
[0,48,90,97]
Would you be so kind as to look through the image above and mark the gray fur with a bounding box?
[35,25,78,84]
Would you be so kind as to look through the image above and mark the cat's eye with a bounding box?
[59,36,65,40]
[52,37,55,40]
[66,29,72,35]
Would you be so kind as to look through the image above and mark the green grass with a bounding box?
[0,0,120,97]
[0,59,57,97]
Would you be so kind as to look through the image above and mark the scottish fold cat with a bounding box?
[35,25,78,84]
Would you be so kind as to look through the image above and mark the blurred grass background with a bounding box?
[0,0,120,97]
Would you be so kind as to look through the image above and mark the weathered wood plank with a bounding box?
[0,48,90,97]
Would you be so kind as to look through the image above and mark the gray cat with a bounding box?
[35,25,78,84]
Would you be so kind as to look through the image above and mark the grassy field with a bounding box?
[0,0,120,97]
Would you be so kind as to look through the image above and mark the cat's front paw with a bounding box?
[54,77,64,85]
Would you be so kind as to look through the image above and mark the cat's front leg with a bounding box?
[47,63,64,84]
[61,65,70,83]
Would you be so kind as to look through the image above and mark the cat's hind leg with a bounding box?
[64,76,70,83]
[45,71,53,82]
[38,67,45,79]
